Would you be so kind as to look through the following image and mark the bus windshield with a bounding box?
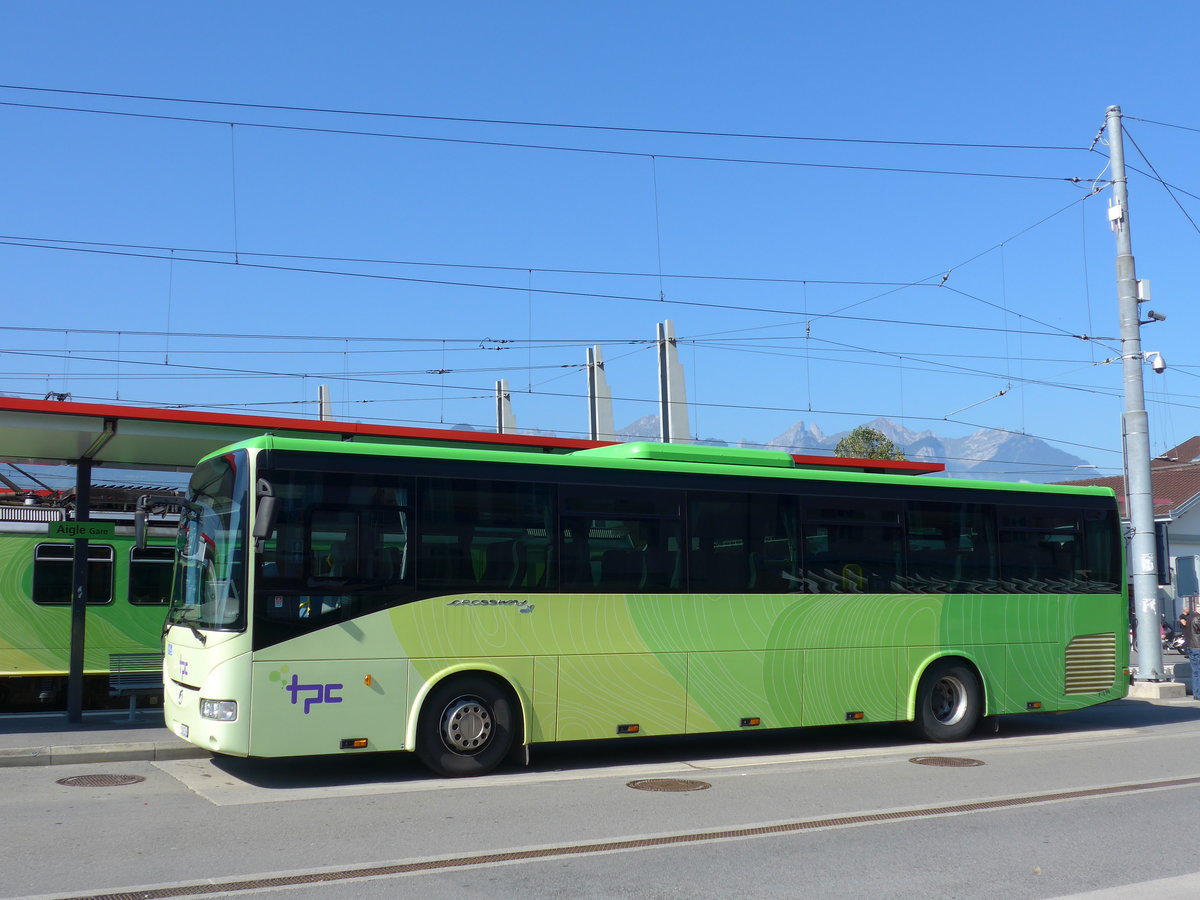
[167,450,249,632]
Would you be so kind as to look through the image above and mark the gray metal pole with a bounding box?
[66,458,92,722]
[1108,105,1164,680]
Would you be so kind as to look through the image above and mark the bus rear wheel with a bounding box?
[912,660,981,742]
[415,675,517,777]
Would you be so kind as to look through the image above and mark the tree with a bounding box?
[834,425,907,461]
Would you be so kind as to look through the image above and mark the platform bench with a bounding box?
[108,653,163,721]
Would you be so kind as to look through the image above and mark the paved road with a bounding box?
[3,697,1200,899]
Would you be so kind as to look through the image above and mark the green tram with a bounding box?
[164,436,1127,776]
[0,500,176,708]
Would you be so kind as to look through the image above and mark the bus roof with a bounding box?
[210,434,1115,499]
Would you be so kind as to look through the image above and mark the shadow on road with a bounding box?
[208,696,1200,791]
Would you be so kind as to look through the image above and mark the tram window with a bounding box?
[32,543,114,605]
[129,546,174,605]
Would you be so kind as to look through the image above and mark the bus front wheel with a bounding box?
[912,660,981,742]
[415,675,517,777]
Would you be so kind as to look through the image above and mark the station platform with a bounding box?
[0,708,207,767]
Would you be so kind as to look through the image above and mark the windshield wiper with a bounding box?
[166,608,209,644]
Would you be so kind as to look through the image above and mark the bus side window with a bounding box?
[559,522,595,590]
[688,491,798,593]
[999,507,1084,592]
[1082,508,1121,592]
[905,502,997,593]
[801,500,902,593]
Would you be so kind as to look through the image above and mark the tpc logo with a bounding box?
[285,674,344,714]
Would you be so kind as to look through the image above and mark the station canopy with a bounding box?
[0,396,942,476]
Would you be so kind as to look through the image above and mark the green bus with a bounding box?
[0,510,176,707]
[163,435,1127,776]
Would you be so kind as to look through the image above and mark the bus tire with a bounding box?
[912,660,981,742]
[415,674,518,777]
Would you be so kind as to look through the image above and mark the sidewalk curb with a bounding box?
[0,742,211,768]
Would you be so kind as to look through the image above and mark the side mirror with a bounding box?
[134,494,150,550]
[253,478,277,553]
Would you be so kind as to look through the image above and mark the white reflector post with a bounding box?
[657,320,689,444]
[496,379,517,434]
[586,346,617,442]
[318,384,332,421]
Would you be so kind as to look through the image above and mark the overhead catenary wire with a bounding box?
[16,335,1200,435]
[0,98,1094,184]
[0,90,1169,468]
[0,83,1090,151]
[1121,125,1200,237]
[0,241,1119,344]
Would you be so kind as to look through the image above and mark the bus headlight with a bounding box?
[200,699,238,721]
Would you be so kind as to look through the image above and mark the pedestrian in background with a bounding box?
[1183,604,1200,699]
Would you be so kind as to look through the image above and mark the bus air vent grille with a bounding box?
[1064,633,1116,694]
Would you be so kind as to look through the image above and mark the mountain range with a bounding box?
[616,415,1091,483]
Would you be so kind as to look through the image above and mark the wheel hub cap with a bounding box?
[441,696,493,753]
[932,677,967,725]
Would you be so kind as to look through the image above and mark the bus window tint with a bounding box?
[32,543,114,605]
[1083,508,1122,592]
[802,502,903,593]
[905,502,997,593]
[688,492,798,593]
[999,506,1085,591]
[257,469,411,609]
[418,479,553,591]
[129,546,174,605]
[560,486,684,593]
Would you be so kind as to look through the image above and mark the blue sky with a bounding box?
[2,2,1199,480]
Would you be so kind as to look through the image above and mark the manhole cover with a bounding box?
[56,774,146,787]
[909,756,985,768]
[627,778,712,792]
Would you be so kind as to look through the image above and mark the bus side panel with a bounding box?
[406,657,536,746]
[902,645,1007,719]
[556,653,687,741]
[684,650,803,733]
[801,648,900,726]
[530,656,559,744]
[1001,642,1064,712]
[248,658,409,757]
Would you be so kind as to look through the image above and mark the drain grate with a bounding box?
[909,756,985,768]
[56,774,146,787]
[627,778,711,792]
